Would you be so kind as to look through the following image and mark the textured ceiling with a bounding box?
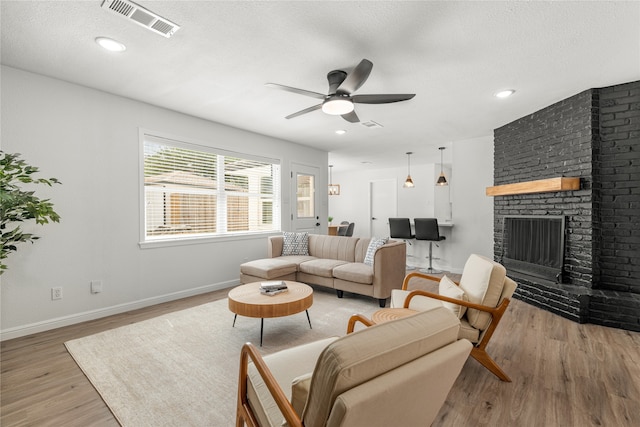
[2,1,639,171]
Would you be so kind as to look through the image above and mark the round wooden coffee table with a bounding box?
[228,281,313,346]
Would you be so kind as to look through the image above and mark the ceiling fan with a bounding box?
[266,59,415,123]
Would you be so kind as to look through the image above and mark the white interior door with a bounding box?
[370,179,397,238]
[291,163,321,233]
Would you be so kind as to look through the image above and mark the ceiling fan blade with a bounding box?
[352,94,416,104]
[336,59,373,95]
[285,104,322,119]
[265,83,326,100]
[341,110,360,123]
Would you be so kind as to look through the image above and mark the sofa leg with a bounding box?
[378,298,386,308]
[336,290,344,298]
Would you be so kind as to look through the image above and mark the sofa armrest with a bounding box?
[268,235,284,258]
[371,240,407,299]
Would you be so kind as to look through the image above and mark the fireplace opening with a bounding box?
[502,215,566,283]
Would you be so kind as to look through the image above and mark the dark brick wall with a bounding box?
[493,89,597,289]
[493,80,640,332]
[595,81,640,294]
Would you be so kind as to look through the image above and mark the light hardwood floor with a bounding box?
[2,284,639,426]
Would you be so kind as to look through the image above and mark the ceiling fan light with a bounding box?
[322,97,354,115]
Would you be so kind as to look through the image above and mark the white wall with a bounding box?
[329,138,494,273]
[328,163,434,237]
[449,136,495,269]
[0,66,327,339]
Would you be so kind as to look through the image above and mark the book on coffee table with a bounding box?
[260,288,288,296]
[260,280,288,291]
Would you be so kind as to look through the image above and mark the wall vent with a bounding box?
[360,120,384,129]
[101,0,180,38]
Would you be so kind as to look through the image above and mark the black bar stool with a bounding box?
[414,218,445,274]
[389,218,415,270]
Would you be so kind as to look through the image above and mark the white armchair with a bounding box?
[390,254,518,382]
[237,307,472,426]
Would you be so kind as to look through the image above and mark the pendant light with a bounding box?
[436,147,448,186]
[403,152,415,188]
[328,165,340,195]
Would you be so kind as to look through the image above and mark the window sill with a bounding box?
[139,231,280,249]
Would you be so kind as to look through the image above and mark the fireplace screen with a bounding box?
[502,215,565,283]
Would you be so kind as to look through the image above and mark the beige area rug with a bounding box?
[65,288,379,427]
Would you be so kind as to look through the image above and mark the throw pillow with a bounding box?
[282,232,309,256]
[363,237,388,266]
[439,275,468,319]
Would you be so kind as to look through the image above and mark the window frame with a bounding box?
[139,130,281,248]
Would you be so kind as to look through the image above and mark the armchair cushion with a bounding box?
[458,254,507,330]
[247,337,338,427]
[458,318,481,342]
[302,307,460,427]
[439,275,468,319]
[325,339,472,427]
[291,373,313,419]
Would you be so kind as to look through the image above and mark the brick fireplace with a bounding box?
[492,80,640,332]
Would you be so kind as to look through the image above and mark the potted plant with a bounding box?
[0,151,61,273]
[328,216,333,225]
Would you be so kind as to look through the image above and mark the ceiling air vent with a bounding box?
[361,120,384,129]
[101,0,180,38]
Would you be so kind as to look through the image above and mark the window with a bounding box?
[296,173,315,219]
[142,133,280,243]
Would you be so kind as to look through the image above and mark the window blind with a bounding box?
[143,135,280,241]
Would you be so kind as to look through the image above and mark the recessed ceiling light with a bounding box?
[335,130,347,135]
[495,89,515,99]
[95,37,126,52]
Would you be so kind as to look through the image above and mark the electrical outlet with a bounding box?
[51,287,63,300]
[91,280,103,294]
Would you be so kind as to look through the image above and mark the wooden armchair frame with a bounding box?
[237,342,303,427]
[399,272,513,382]
[346,314,375,333]
[236,315,388,427]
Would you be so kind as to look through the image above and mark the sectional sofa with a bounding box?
[239,233,407,307]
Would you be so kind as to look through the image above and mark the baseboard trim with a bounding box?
[0,280,238,341]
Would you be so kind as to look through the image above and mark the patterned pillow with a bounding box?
[439,275,468,319]
[363,237,388,266]
[282,232,309,256]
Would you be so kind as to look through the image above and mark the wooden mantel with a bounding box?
[486,177,580,197]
